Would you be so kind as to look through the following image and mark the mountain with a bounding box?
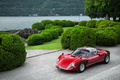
[0,0,85,16]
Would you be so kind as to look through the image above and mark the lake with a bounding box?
[0,16,104,31]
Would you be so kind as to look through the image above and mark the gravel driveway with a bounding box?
[0,45,120,80]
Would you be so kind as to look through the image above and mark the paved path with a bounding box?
[0,45,120,80]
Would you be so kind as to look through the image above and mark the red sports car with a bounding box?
[56,46,110,72]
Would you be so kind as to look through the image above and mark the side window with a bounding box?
[90,51,97,56]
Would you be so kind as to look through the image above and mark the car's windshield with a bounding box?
[71,49,90,57]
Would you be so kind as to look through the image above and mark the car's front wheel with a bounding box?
[77,62,86,73]
[104,54,110,64]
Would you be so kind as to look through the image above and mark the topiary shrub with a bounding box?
[40,32,52,42]
[53,20,75,27]
[27,34,45,46]
[97,20,120,28]
[45,24,63,36]
[50,26,63,36]
[96,30,118,46]
[78,21,87,26]
[53,20,64,27]
[41,20,54,27]
[42,29,59,39]
[45,24,54,29]
[64,20,75,27]
[70,26,96,50]
[95,20,105,27]
[105,26,120,44]
[61,26,96,50]
[0,33,26,71]
[32,22,44,30]
[86,20,97,28]
[61,28,73,49]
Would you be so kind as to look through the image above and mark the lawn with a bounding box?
[26,36,62,50]
[25,27,71,50]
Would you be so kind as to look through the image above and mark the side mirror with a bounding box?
[62,53,64,55]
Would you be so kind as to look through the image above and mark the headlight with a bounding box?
[71,63,75,67]
[66,62,75,70]
[56,58,59,63]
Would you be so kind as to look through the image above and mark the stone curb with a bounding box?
[26,50,63,59]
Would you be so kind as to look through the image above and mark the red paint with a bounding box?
[56,47,110,71]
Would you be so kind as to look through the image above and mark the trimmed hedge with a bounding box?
[53,20,64,27]
[27,29,59,46]
[45,24,54,29]
[42,29,59,39]
[105,26,120,44]
[96,20,105,27]
[61,28,73,49]
[78,21,87,26]
[40,32,52,42]
[45,24,63,36]
[0,33,26,71]
[32,22,44,30]
[64,20,75,27]
[96,30,118,46]
[97,20,120,28]
[53,20,75,27]
[50,26,63,36]
[86,20,97,28]
[41,20,54,26]
[61,26,96,50]
[27,34,45,46]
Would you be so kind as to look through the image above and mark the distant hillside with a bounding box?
[0,0,85,16]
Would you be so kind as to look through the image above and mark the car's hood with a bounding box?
[57,54,79,68]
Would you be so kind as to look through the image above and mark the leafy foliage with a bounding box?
[53,20,75,27]
[41,20,54,27]
[97,20,120,28]
[84,0,120,20]
[61,28,73,49]
[0,33,26,71]
[27,34,45,46]
[61,26,96,50]
[96,30,118,46]
[78,21,88,26]
[86,20,97,28]
[27,25,61,46]
[32,22,44,30]
[95,20,105,27]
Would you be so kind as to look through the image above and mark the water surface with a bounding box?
[0,16,103,31]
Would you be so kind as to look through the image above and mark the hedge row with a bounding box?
[61,26,96,50]
[78,20,120,28]
[27,25,63,46]
[32,20,76,30]
[0,33,26,71]
[61,21,120,49]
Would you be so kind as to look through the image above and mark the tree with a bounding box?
[85,0,120,21]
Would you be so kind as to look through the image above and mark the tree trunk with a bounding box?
[119,17,120,22]
[106,13,110,20]
[113,17,116,21]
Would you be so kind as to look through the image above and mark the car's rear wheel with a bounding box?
[104,54,110,64]
[77,62,85,73]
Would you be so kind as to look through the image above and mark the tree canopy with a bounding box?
[84,0,120,21]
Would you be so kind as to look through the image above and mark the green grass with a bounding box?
[25,27,71,50]
[63,27,72,31]
[26,36,62,50]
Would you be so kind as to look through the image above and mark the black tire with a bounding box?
[104,54,110,64]
[77,62,86,73]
